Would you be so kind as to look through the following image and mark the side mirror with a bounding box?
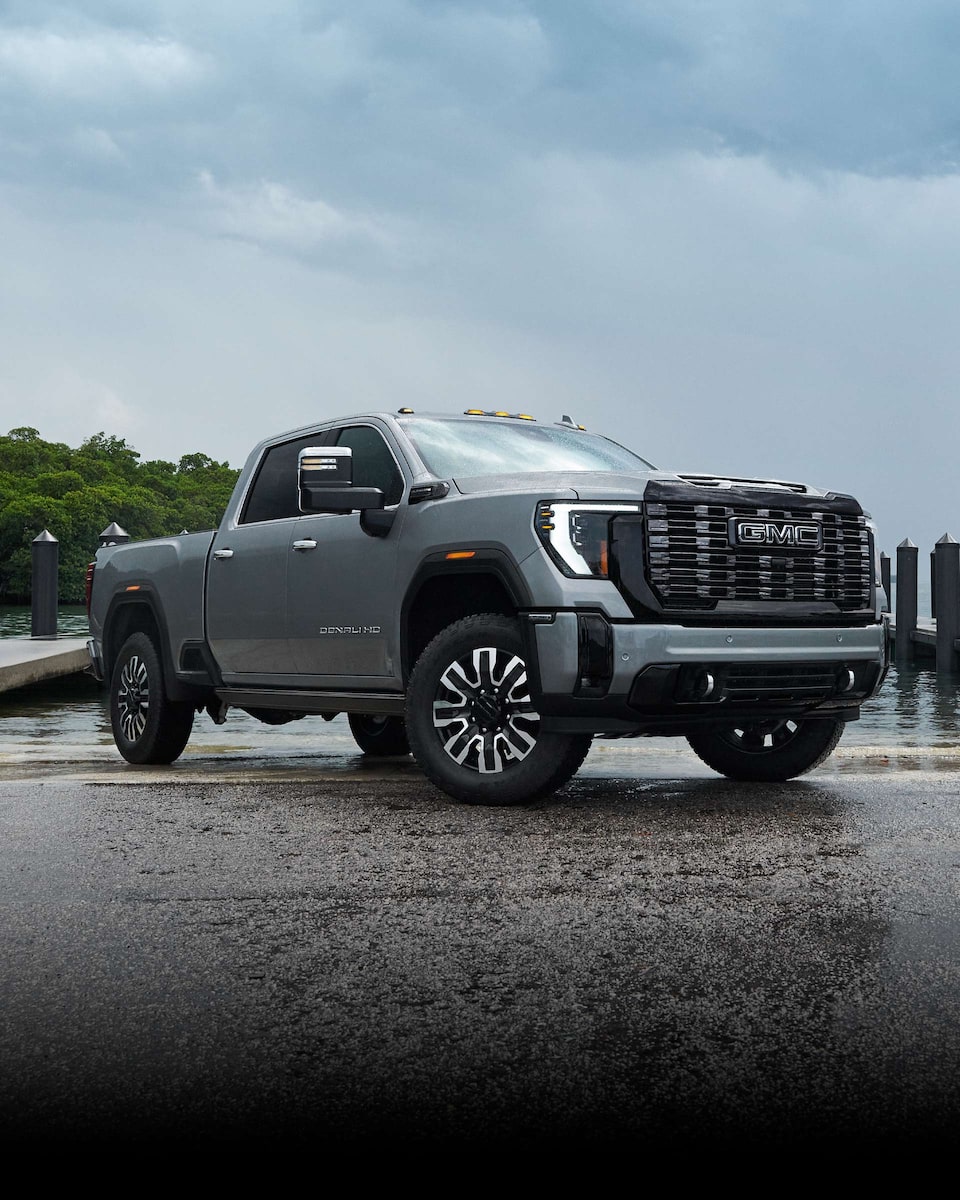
[298,446,384,513]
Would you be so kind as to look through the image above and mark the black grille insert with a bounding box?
[644,499,872,611]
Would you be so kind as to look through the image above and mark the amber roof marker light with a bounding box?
[462,410,538,420]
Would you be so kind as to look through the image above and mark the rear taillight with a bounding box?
[85,562,96,617]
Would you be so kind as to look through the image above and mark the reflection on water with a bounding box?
[0,673,114,745]
[845,661,960,748]
[0,605,89,638]
[0,669,363,758]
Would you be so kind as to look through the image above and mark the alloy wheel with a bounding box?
[431,646,540,774]
[117,654,150,742]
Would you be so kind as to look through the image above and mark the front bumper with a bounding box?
[528,613,889,735]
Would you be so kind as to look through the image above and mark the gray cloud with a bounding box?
[4,2,960,210]
[1,1,960,558]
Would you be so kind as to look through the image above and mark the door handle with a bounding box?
[212,549,234,560]
[292,539,318,552]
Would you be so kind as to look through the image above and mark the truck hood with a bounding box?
[452,468,837,501]
[453,469,655,499]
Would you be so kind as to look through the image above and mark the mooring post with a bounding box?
[931,550,937,619]
[935,533,960,673]
[98,522,129,549]
[31,529,59,639]
[895,538,918,661]
[880,552,891,613]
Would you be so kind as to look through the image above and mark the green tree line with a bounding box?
[0,427,240,603]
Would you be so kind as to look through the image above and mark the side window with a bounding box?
[334,426,405,507]
[241,434,325,524]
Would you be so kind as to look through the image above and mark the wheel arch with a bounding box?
[102,590,210,704]
[400,551,532,684]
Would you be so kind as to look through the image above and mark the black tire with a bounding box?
[405,614,592,806]
[348,713,411,756]
[686,718,844,782]
[109,632,194,765]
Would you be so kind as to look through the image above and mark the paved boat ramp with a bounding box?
[0,637,90,695]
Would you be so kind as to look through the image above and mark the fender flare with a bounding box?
[102,587,215,703]
[400,548,534,683]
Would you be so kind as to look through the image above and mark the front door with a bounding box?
[285,423,407,686]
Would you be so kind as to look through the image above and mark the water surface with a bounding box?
[1,606,956,769]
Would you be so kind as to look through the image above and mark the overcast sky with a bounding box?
[2,0,959,555]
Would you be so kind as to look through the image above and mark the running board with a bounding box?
[216,688,405,716]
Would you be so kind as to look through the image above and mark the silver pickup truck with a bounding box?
[86,409,888,804]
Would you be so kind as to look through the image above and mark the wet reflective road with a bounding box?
[4,658,960,776]
[1,737,960,1151]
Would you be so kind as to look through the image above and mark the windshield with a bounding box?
[398,417,654,478]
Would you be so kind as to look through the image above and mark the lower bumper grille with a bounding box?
[629,659,880,711]
[721,663,839,702]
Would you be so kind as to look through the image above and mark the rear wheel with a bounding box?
[406,614,592,806]
[110,632,194,765]
[348,713,410,756]
[686,718,844,782]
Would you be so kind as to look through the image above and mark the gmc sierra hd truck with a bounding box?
[86,409,888,805]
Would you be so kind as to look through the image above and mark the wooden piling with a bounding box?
[935,533,960,673]
[895,538,918,661]
[31,529,58,639]
[880,552,891,613]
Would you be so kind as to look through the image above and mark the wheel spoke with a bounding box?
[433,702,470,727]
[439,660,477,702]
[500,719,537,758]
[496,655,527,696]
[473,647,497,692]
[444,728,484,765]
[770,721,796,750]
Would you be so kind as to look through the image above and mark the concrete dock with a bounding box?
[888,617,950,657]
[0,637,90,695]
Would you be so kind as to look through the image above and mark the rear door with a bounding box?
[206,432,328,681]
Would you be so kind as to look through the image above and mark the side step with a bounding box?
[216,688,405,716]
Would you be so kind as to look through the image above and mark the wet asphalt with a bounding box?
[1,747,959,1155]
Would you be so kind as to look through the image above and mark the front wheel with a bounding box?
[348,713,410,756]
[110,632,194,765]
[686,718,844,782]
[405,614,592,806]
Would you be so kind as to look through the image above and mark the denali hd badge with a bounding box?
[728,517,823,550]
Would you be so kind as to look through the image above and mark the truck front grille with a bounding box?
[645,500,872,611]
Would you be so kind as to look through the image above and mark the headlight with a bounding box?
[536,501,640,578]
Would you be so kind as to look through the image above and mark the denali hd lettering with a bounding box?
[86,409,888,806]
[318,626,382,635]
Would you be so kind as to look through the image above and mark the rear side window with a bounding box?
[334,425,405,507]
[241,434,325,524]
